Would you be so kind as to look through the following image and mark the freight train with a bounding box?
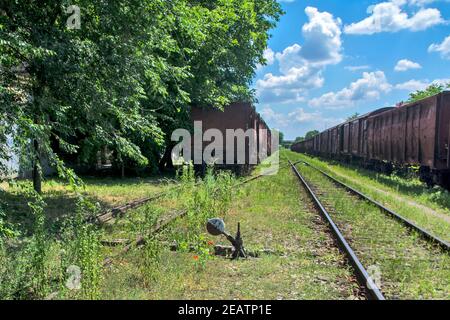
[291,92,450,187]
[190,102,273,175]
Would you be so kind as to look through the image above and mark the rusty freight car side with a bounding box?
[190,102,272,173]
[291,93,450,188]
[320,130,330,156]
[330,126,340,156]
[366,94,449,170]
[350,119,360,156]
[362,107,394,160]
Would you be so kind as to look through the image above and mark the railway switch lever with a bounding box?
[206,218,247,259]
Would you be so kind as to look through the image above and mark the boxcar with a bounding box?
[291,92,450,187]
[366,92,450,173]
[190,102,272,174]
[320,130,330,156]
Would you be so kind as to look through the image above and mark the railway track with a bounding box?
[288,155,450,300]
[287,159,385,300]
[299,159,450,252]
[95,161,295,225]
[101,162,297,266]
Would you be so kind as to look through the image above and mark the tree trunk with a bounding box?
[33,139,42,194]
[158,145,174,172]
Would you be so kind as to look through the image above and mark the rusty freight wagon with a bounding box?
[292,107,397,159]
[291,92,450,188]
[342,107,394,159]
[190,102,272,175]
[365,92,450,185]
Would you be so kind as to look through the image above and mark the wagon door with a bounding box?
[373,117,382,161]
[351,120,360,156]
[380,112,393,162]
[391,108,406,164]
[405,104,421,165]
[343,124,350,155]
[419,100,437,168]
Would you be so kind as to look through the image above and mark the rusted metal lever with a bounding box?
[206,219,247,259]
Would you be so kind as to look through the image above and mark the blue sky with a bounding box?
[254,0,450,140]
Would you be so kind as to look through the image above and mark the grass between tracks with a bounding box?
[5,149,447,300]
[291,153,450,243]
[101,158,359,300]
[0,155,359,300]
[287,151,450,300]
[0,175,176,299]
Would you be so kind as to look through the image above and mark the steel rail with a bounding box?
[102,161,295,266]
[300,160,450,252]
[288,160,386,301]
[96,161,296,224]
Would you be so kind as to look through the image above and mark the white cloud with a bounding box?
[394,59,422,71]
[256,65,322,104]
[288,108,322,123]
[263,48,275,66]
[275,44,304,74]
[344,1,444,35]
[429,35,450,59]
[300,7,343,66]
[260,107,338,129]
[395,78,450,91]
[309,71,392,109]
[403,0,448,7]
[260,107,290,128]
[256,7,343,105]
[256,48,276,71]
[395,79,429,91]
[345,65,371,72]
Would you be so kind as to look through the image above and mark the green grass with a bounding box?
[291,153,450,242]
[100,161,360,300]
[3,150,448,300]
[0,176,174,236]
[286,151,450,299]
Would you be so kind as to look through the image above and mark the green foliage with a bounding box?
[0,191,52,299]
[191,234,213,271]
[0,0,283,299]
[140,234,162,286]
[0,0,283,181]
[273,130,284,145]
[305,130,319,140]
[408,83,450,103]
[59,196,102,300]
[0,201,18,239]
[346,113,360,122]
[175,167,235,270]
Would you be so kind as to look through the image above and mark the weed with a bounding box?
[59,196,103,300]
[140,234,162,286]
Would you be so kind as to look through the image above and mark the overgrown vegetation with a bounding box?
[99,157,360,300]
[0,1,285,299]
[0,163,239,299]
[408,82,450,103]
[0,0,283,192]
[287,152,450,299]
[293,153,450,242]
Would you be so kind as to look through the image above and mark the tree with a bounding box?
[295,136,305,143]
[0,0,283,192]
[408,83,450,103]
[277,131,285,145]
[346,113,360,121]
[305,130,319,140]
